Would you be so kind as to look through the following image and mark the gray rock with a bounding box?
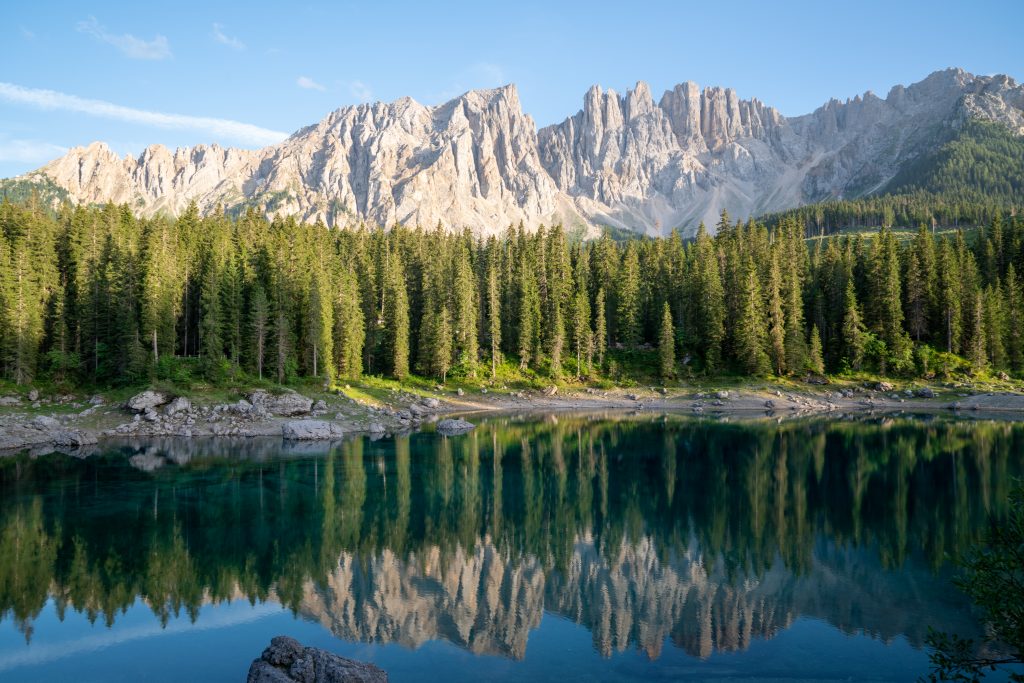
[436,418,475,435]
[456,388,464,396]
[715,390,730,399]
[32,415,61,431]
[53,430,97,447]
[875,381,894,392]
[312,399,327,411]
[89,395,105,405]
[0,396,22,406]
[247,636,387,683]
[27,389,39,401]
[164,396,192,416]
[127,390,170,412]
[368,422,386,434]
[282,420,345,440]
[421,397,441,409]
[249,390,313,416]
[915,387,937,398]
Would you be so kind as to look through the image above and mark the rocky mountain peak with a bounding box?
[13,68,1024,236]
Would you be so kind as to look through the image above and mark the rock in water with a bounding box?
[436,418,475,435]
[282,421,345,440]
[126,390,170,412]
[248,636,387,683]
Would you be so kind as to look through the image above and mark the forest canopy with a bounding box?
[0,197,1022,389]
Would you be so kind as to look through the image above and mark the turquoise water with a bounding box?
[1,413,1021,681]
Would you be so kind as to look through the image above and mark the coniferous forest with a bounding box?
[1,196,1024,389]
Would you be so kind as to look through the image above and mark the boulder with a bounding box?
[436,418,475,435]
[164,396,192,416]
[875,381,894,392]
[0,396,22,406]
[53,430,97,447]
[282,420,345,440]
[915,387,937,399]
[312,399,327,411]
[368,422,386,434]
[247,636,387,683]
[27,389,39,401]
[127,390,170,413]
[32,415,61,431]
[715,390,730,399]
[249,390,313,416]
[421,397,441,409]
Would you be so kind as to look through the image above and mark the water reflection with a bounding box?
[1,414,1020,661]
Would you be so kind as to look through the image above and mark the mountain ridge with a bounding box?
[7,67,1023,235]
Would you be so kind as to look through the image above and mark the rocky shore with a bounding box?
[3,380,1024,456]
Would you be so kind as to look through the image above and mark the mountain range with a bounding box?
[6,67,1023,236]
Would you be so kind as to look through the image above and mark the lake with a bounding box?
[1,412,1021,682]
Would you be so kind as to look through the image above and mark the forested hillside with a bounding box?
[1,197,1023,389]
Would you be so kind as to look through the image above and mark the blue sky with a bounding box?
[2,0,1022,178]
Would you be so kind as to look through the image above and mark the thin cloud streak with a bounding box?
[297,76,326,92]
[0,83,288,147]
[76,16,172,60]
[212,23,245,50]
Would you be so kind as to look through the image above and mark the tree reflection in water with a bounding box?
[1,414,1021,660]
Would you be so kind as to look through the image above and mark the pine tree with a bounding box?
[841,280,866,371]
[1005,265,1023,373]
[593,287,607,370]
[383,253,410,380]
[658,302,675,380]
[690,223,725,371]
[486,256,501,378]
[250,282,269,380]
[615,244,641,348]
[307,270,334,382]
[966,288,988,371]
[807,325,825,375]
[332,267,364,378]
[733,261,769,375]
[766,251,787,375]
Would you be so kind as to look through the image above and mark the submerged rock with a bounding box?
[436,418,475,435]
[247,636,387,683]
[282,420,345,440]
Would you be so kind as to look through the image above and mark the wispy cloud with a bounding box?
[0,83,288,147]
[212,23,245,50]
[297,76,326,92]
[349,80,373,103]
[20,26,35,40]
[0,138,68,164]
[76,16,171,60]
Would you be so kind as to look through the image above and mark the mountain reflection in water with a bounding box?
[1,414,1020,664]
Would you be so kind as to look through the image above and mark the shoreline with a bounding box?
[3,382,1024,457]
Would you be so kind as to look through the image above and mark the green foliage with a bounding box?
[0,195,1022,389]
[924,485,1024,682]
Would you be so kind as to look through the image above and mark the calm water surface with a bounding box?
[1,413,1022,682]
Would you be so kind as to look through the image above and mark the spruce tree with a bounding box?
[807,325,825,375]
[486,256,501,378]
[615,245,641,348]
[733,261,769,375]
[766,251,787,375]
[841,280,866,371]
[658,302,675,380]
[250,282,269,380]
[593,287,607,370]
